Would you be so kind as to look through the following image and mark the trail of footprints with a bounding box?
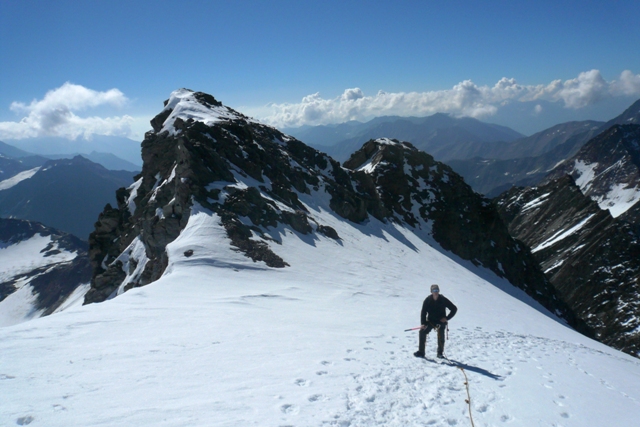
[276,327,638,426]
[276,331,508,426]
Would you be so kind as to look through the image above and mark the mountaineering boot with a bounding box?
[414,351,425,358]
[437,353,444,359]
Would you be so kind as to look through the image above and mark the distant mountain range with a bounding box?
[0,139,141,173]
[284,113,524,162]
[285,99,640,197]
[0,156,136,239]
[3,135,143,167]
[449,99,640,195]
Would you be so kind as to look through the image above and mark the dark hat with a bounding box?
[430,284,440,293]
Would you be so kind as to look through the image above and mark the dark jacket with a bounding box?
[421,294,457,325]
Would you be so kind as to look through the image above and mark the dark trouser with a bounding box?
[418,321,446,355]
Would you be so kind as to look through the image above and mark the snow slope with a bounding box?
[0,167,40,191]
[573,160,640,218]
[1,197,639,426]
[0,233,86,327]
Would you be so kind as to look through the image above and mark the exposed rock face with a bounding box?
[496,176,640,357]
[495,125,640,357]
[0,218,91,324]
[84,90,582,337]
[601,98,640,128]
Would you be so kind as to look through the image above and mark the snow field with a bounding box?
[0,234,83,327]
[0,235,77,283]
[1,204,639,426]
[0,167,41,191]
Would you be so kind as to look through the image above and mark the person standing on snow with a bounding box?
[414,284,457,359]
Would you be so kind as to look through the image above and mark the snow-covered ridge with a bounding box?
[159,88,258,136]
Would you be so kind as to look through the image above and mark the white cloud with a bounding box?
[551,69,609,108]
[611,70,640,96]
[0,82,135,140]
[260,70,640,128]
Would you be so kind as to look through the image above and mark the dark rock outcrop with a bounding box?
[496,176,640,357]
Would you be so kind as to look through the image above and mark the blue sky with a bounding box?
[1,0,640,141]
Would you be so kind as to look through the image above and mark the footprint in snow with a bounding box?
[294,378,309,387]
[16,416,34,426]
[280,404,299,414]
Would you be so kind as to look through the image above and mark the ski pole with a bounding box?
[404,326,423,332]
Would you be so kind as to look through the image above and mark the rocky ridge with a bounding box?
[494,122,640,357]
[343,138,560,304]
[85,89,374,303]
[84,89,584,335]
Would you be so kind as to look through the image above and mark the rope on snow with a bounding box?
[443,351,475,427]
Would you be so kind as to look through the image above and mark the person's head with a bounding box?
[430,284,440,300]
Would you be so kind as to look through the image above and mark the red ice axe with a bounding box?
[404,326,423,332]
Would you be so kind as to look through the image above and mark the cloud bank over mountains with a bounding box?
[1,70,638,142]
[0,83,134,141]
[261,69,640,128]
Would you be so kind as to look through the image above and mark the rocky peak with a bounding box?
[85,90,380,303]
[149,88,256,135]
